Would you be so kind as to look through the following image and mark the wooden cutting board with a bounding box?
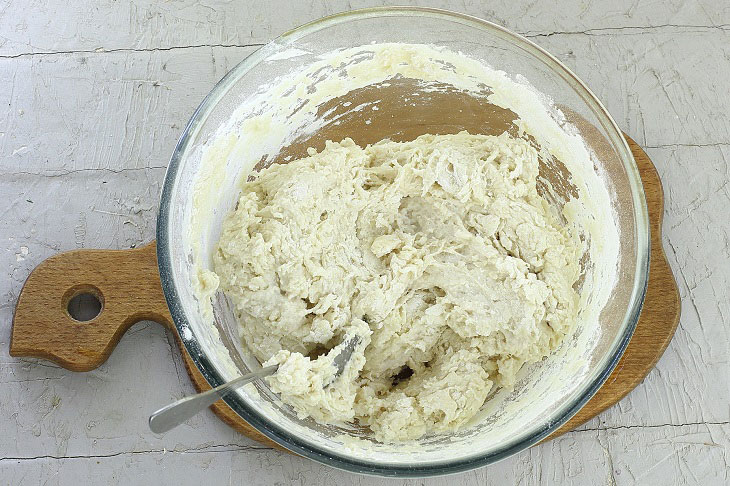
[9,135,680,451]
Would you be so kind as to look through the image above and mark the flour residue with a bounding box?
[184,43,620,454]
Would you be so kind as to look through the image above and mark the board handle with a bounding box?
[10,241,173,371]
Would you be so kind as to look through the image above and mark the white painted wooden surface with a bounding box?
[1,1,728,484]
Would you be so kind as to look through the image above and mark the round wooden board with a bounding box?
[10,134,680,453]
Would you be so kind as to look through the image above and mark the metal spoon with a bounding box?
[149,335,361,433]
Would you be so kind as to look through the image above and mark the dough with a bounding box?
[211,131,580,442]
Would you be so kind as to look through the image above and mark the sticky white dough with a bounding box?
[209,131,580,442]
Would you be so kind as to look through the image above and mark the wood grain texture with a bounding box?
[9,135,679,454]
[10,243,171,371]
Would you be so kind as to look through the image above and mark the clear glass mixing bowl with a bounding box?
[157,7,649,477]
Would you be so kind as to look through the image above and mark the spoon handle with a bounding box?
[149,365,278,433]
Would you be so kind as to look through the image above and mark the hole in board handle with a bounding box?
[63,285,104,322]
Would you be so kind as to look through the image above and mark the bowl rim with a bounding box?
[157,6,649,477]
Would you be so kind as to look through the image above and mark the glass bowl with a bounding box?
[157,7,649,477]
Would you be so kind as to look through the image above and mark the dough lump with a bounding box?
[212,132,580,442]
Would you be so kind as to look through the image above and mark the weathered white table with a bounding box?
[1,1,728,484]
